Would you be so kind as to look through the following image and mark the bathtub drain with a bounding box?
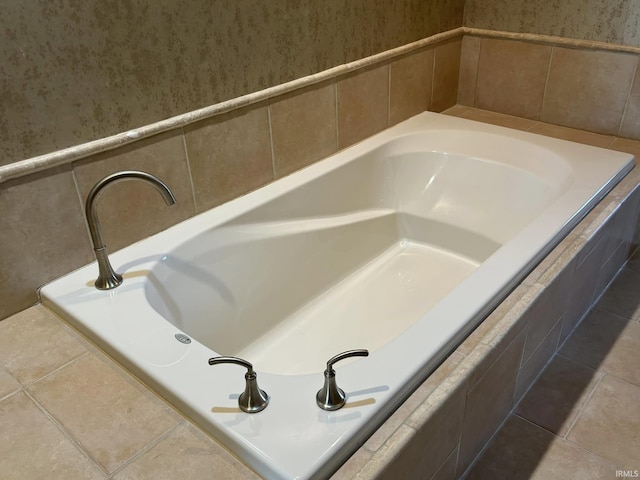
[174,333,192,344]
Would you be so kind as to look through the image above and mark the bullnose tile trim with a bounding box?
[0,28,464,185]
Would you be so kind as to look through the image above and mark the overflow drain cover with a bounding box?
[175,333,192,344]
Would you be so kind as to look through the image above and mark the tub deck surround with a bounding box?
[40,111,632,479]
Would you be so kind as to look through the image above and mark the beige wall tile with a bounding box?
[542,47,637,134]
[528,122,615,148]
[514,319,562,403]
[432,39,462,112]
[386,381,465,480]
[355,424,415,479]
[0,166,93,320]
[364,351,464,452]
[597,240,630,295]
[458,36,481,106]
[430,447,458,480]
[465,286,538,389]
[337,65,389,149]
[29,354,180,474]
[73,130,196,253]
[475,38,551,119]
[0,392,106,479]
[567,375,640,468]
[596,195,640,296]
[620,68,640,139]
[458,329,526,474]
[456,284,528,357]
[406,384,465,480]
[270,83,337,178]
[331,448,373,479]
[521,263,572,362]
[575,202,615,264]
[0,306,87,385]
[390,48,434,125]
[619,97,640,140]
[516,355,603,437]
[113,424,258,480]
[603,192,640,261]
[561,230,610,342]
[184,104,273,213]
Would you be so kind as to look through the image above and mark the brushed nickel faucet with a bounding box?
[85,170,176,290]
[316,349,369,410]
[208,356,269,413]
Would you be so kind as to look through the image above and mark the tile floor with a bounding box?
[0,306,259,479]
[464,248,640,479]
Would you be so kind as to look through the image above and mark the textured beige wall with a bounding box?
[0,0,464,166]
[464,0,640,47]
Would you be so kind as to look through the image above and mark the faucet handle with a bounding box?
[208,356,269,413]
[316,349,369,411]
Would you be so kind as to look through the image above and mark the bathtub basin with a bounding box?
[41,112,633,479]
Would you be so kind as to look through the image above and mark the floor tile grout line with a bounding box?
[590,370,640,390]
[560,371,606,440]
[593,303,638,323]
[107,421,184,477]
[0,386,25,404]
[554,352,599,374]
[512,411,618,468]
[511,411,569,439]
[512,411,560,435]
[0,365,22,401]
[556,394,631,469]
[23,389,109,477]
[459,409,521,479]
[25,383,184,478]
[22,350,90,388]
[26,350,187,476]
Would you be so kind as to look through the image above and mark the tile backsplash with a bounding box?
[459,33,640,139]
[0,36,461,320]
[3,25,640,321]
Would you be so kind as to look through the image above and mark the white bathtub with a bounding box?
[41,112,633,479]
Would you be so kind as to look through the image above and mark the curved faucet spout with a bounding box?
[85,170,176,290]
